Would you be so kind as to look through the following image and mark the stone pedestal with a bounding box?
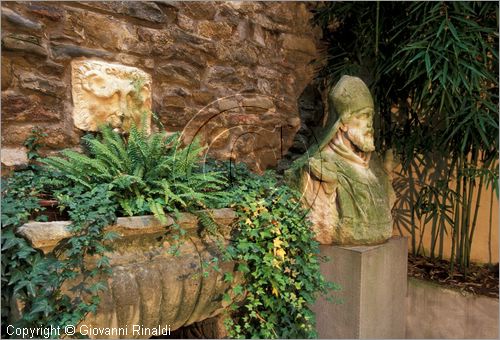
[313,236,407,339]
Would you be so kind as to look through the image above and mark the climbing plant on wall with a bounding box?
[218,164,337,339]
[2,127,334,338]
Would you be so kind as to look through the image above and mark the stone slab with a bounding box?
[17,209,236,253]
[313,236,407,338]
[406,277,499,339]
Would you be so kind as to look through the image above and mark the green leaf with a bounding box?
[224,272,234,283]
[30,298,53,316]
[233,284,244,296]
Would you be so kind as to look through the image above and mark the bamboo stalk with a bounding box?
[441,156,457,260]
[438,212,445,259]
[457,156,468,270]
[488,186,494,265]
[468,170,484,265]
[409,164,417,255]
[460,173,470,271]
[463,151,479,270]
[450,158,462,273]
[429,193,438,259]
[417,218,426,256]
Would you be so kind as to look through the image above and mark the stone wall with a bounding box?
[1,1,321,172]
[406,278,499,338]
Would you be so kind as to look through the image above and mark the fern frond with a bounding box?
[128,125,150,167]
[172,137,205,175]
[144,158,172,182]
[196,211,221,237]
[147,132,166,163]
[99,127,130,171]
[42,157,92,187]
[60,150,111,179]
[85,138,126,174]
[119,198,134,216]
[111,174,146,190]
[147,199,167,224]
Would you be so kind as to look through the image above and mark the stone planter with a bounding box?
[16,208,241,338]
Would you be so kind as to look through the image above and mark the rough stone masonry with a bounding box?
[1,1,322,172]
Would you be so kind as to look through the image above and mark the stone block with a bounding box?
[17,221,72,252]
[177,13,196,32]
[1,57,12,90]
[217,98,239,112]
[192,90,215,105]
[252,24,266,46]
[251,13,290,32]
[282,33,317,55]
[157,61,201,88]
[242,96,275,110]
[18,72,66,97]
[198,21,233,40]
[313,236,407,338]
[1,7,43,31]
[205,66,244,90]
[79,1,167,24]
[17,210,237,254]
[136,27,171,55]
[27,3,64,21]
[161,43,207,68]
[51,43,112,60]
[255,66,280,80]
[406,278,499,339]
[2,34,48,56]
[0,147,28,166]
[179,2,217,20]
[71,10,139,53]
[1,91,61,122]
[1,124,77,148]
[170,27,213,47]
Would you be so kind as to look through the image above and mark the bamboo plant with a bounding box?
[312,1,499,272]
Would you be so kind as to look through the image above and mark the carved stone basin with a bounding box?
[16,208,241,339]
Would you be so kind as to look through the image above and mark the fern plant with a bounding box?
[42,125,228,223]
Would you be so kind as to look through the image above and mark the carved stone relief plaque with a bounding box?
[71,59,152,133]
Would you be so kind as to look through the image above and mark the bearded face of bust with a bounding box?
[341,107,375,153]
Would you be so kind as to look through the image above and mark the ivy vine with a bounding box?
[1,129,336,339]
[218,165,337,338]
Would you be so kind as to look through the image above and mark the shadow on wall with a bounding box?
[183,79,327,175]
[276,80,325,173]
[393,160,499,264]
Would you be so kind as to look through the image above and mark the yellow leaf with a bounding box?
[276,248,286,259]
[272,287,279,296]
[273,237,283,248]
[245,218,252,225]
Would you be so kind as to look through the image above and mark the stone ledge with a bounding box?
[406,277,499,339]
[17,208,237,253]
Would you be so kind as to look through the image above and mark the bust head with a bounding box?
[329,76,375,153]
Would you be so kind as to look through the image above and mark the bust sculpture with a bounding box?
[287,75,396,245]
